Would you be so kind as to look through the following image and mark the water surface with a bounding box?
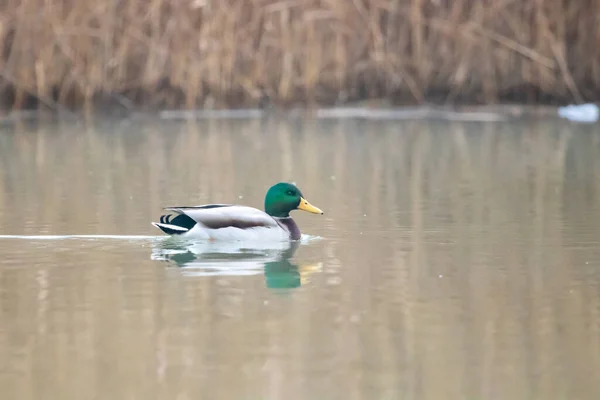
[1,116,600,399]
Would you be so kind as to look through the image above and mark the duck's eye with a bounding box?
[286,190,295,196]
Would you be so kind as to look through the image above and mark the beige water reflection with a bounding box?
[1,117,600,399]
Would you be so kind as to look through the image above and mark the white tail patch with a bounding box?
[151,222,189,232]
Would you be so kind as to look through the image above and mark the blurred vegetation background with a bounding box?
[0,0,598,111]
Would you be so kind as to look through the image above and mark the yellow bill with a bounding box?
[297,197,324,214]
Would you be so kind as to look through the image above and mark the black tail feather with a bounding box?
[153,213,197,235]
[170,214,195,229]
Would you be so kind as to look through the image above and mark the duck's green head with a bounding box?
[264,182,323,218]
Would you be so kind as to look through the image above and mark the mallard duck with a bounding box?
[152,182,323,241]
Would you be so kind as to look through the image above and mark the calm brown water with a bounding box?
[1,116,600,399]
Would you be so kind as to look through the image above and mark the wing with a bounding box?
[164,205,279,230]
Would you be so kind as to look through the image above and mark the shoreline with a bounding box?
[0,103,588,125]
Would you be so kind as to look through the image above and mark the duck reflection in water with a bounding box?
[150,238,322,289]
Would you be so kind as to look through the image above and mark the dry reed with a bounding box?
[0,0,599,111]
